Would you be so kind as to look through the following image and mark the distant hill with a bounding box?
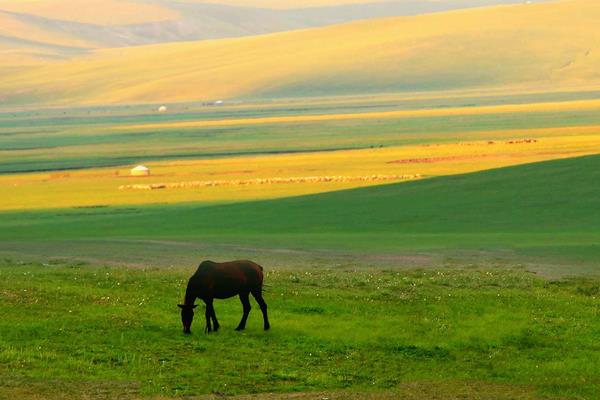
[0,0,537,57]
[1,0,596,106]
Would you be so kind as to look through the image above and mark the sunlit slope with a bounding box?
[0,0,529,58]
[1,0,598,106]
[3,134,600,211]
[5,154,600,264]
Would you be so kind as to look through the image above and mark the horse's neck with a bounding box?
[184,286,197,306]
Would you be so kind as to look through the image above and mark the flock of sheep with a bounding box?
[118,174,422,191]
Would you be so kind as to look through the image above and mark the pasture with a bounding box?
[4,89,600,174]
[2,90,600,399]
[4,154,600,276]
[3,0,600,398]
[1,259,598,399]
[4,89,600,213]
[4,134,600,211]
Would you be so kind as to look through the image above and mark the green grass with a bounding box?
[3,90,600,173]
[3,154,600,272]
[3,90,600,399]
[0,260,598,399]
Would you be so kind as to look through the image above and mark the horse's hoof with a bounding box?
[264,325,270,331]
[235,327,244,331]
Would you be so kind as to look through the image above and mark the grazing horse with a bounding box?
[178,260,270,334]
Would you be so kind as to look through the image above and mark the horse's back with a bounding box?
[195,260,264,298]
[197,259,262,274]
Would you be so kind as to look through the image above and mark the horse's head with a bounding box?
[178,304,198,334]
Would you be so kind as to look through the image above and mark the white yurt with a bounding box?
[158,105,167,112]
[130,165,150,176]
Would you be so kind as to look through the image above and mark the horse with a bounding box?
[178,260,270,334]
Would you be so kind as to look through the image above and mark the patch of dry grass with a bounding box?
[2,134,600,211]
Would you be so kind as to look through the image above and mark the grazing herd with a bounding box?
[120,174,421,191]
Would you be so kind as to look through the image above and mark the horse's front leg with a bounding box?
[204,298,213,333]
[210,303,220,332]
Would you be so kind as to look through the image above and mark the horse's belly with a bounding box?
[211,281,244,299]
[212,290,240,299]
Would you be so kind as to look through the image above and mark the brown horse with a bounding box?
[178,260,270,334]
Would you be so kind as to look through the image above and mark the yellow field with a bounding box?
[3,133,600,212]
[2,0,599,106]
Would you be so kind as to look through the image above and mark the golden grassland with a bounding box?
[4,133,600,212]
[1,0,599,106]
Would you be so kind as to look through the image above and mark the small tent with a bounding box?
[130,165,150,176]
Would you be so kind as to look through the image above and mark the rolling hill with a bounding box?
[0,0,531,55]
[0,0,596,107]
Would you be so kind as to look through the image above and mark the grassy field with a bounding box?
[4,91,600,274]
[1,259,598,399]
[3,154,600,276]
[3,1,600,398]
[4,133,600,211]
[3,89,600,175]
[2,69,600,399]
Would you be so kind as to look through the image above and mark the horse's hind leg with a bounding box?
[251,289,270,331]
[235,291,251,331]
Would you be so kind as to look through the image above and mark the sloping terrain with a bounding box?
[0,0,538,63]
[0,0,596,106]
[4,154,600,268]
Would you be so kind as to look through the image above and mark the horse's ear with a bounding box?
[178,304,185,309]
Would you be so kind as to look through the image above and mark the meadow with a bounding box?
[4,154,600,277]
[4,89,600,174]
[4,89,600,214]
[1,259,598,399]
[2,88,600,399]
[3,0,600,398]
